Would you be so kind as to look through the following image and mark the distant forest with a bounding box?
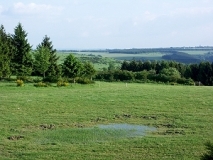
[64,47,213,64]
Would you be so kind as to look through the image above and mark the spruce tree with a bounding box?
[0,25,14,78]
[37,35,60,80]
[12,23,33,76]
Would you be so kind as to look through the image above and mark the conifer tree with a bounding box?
[11,23,33,76]
[0,25,14,78]
[37,35,60,80]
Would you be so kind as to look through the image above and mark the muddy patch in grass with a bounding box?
[98,123,156,137]
[8,135,24,140]
[38,123,156,145]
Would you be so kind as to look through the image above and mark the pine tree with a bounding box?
[37,35,60,80]
[11,23,33,76]
[0,25,14,78]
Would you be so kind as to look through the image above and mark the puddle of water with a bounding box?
[39,124,156,145]
[97,123,156,137]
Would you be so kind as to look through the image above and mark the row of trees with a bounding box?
[0,23,96,82]
[118,60,212,85]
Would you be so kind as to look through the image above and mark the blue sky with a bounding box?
[0,0,213,49]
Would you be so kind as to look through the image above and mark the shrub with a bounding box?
[34,82,49,87]
[75,77,95,84]
[16,79,24,87]
[177,78,194,85]
[43,76,60,83]
[57,80,69,87]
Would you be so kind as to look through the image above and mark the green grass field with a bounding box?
[0,82,212,159]
[57,52,163,71]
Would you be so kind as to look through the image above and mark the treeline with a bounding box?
[107,47,213,54]
[0,23,96,83]
[95,60,213,86]
[1,23,213,86]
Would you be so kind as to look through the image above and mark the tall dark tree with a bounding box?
[189,63,199,81]
[155,61,161,74]
[143,61,152,71]
[0,25,14,78]
[11,23,33,76]
[177,63,186,78]
[151,60,157,70]
[160,61,169,70]
[121,60,129,70]
[184,65,192,78]
[138,60,144,71]
[129,60,138,72]
[198,62,212,85]
[37,35,60,79]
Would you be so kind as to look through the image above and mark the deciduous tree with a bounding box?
[33,46,50,78]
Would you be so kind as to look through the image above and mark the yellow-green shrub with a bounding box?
[34,82,49,87]
[16,80,24,87]
[57,80,69,87]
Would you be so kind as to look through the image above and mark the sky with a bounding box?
[0,0,213,49]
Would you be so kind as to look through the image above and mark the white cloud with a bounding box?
[6,2,63,16]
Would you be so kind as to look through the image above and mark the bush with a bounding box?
[34,82,49,87]
[43,76,60,83]
[201,141,213,160]
[135,71,148,80]
[177,78,194,85]
[57,80,69,87]
[16,79,24,87]
[75,77,95,84]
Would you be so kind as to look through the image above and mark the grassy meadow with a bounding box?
[57,51,164,71]
[0,82,213,159]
